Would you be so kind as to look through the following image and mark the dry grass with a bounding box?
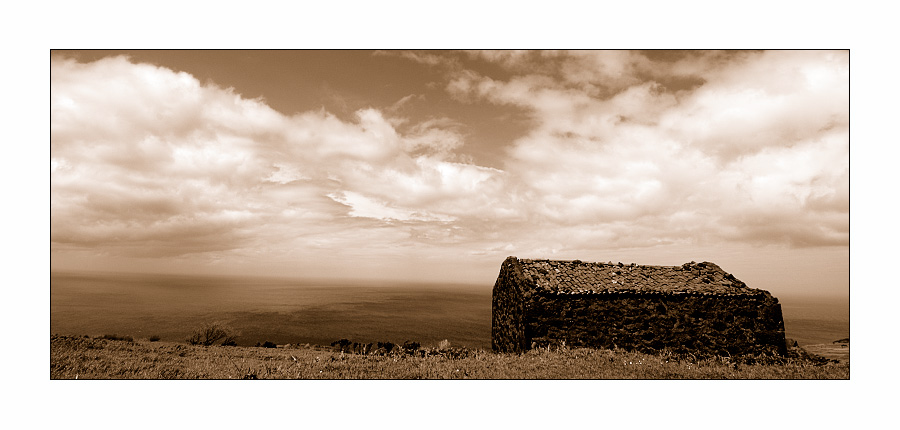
[50,334,849,380]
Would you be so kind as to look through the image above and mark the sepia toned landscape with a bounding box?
[50,332,848,380]
[51,50,849,380]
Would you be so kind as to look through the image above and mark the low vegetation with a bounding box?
[50,334,849,379]
[98,334,133,342]
[186,322,238,346]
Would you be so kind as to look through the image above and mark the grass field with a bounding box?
[50,334,849,379]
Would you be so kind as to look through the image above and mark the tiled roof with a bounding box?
[516,258,763,296]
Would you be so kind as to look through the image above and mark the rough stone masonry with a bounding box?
[491,257,787,356]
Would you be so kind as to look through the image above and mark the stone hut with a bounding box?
[492,257,786,356]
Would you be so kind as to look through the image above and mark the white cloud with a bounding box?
[401,118,465,155]
[328,191,456,222]
[264,163,309,184]
[51,55,506,261]
[461,50,849,248]
[50,51,850,280]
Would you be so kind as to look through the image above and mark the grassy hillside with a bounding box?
[50,335,848,379]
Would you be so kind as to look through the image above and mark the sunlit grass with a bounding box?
[51,334,848,380]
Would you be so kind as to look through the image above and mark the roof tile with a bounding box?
[517,258,761,296]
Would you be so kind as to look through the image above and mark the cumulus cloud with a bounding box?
[51,51,849,280]
[447,50,849,249]
[50,56,506,261]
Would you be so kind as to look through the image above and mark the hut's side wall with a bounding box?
[492,257,529,353]
[523,293,786,356]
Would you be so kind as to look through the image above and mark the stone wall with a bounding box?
[491,257,528,353]
[491,257,787,356]
[521,292,786,356]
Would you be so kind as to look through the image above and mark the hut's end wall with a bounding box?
[492,257,529,353]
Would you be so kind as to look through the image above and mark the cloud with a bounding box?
[51,56,506,260]
[452,50,849,249]
[328,191,456,222]
[51,51,849,279]
[661,51,850,160]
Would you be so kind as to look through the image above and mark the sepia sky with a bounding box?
[50,50,849,296]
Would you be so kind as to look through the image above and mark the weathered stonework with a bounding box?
[492,257,786,356]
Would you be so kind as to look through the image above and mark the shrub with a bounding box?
[331,339,353,353]
[100,334,133,342]
[187,322,238,346]
[377,341,395,354]
[401,341,421,355]
[351,342,373,354]
[149,335,161,342]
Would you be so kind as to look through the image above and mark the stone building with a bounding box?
[491,256,786,356]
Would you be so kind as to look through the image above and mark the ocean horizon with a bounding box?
[50,271,849,350]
